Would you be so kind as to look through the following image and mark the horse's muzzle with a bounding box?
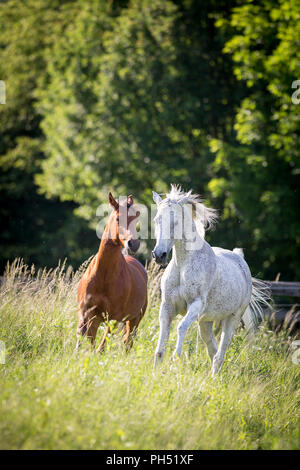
[127,238,140,254]
[152,250,168,266]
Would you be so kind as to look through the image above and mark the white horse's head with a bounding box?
[152,185,217,265]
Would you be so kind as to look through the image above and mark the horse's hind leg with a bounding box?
[199,321,217,364]
[211,314,239,376]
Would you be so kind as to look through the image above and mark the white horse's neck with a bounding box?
[172,211,204,266]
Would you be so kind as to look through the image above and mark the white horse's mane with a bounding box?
[162,184,218,236]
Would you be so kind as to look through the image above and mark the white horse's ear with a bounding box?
[178,195,190,206]
[153,191,162,205]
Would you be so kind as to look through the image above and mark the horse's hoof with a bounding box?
[172,352,180,362]
[211,358,223,376]
[154,352,163,367]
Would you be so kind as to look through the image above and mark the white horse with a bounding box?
[152,185,270,375]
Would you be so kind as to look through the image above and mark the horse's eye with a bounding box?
[116,217,119,223]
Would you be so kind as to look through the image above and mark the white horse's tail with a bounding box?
[233,248,272,333]
[242,278,271,333]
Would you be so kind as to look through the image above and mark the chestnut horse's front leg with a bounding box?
[96,325,110,353]
[76,306,101,349]
[76,308,86,350]
[85,312,101,347]
[122,317,141,350]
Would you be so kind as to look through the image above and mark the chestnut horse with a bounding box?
[76,193,147,351]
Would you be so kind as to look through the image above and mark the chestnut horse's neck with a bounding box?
[94,225,124,279]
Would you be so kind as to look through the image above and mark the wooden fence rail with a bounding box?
[266,281,300,297]
[263,281,300,333]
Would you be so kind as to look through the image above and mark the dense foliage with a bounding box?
[0,0,299,279]
[0,0,96,269]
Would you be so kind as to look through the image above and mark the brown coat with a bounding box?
[76,194,147,351]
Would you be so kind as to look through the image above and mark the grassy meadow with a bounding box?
[0,259,299,450]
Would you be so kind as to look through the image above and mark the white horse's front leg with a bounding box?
[173,298,204,359]
[154,301,175,366]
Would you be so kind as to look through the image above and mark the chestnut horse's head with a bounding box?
[107,192,141,254]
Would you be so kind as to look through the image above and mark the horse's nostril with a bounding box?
[162,252,167,258]
[128,239,140,253]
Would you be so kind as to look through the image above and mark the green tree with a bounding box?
[3,0,297,281]
[209,0,300,280]
[0,0,96,270]
[37,0,240,250]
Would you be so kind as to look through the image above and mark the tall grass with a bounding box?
[0,259,299,450]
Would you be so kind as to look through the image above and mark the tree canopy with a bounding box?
[0,0,299,280]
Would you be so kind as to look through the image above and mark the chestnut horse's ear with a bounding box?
[108,192,119,210]
[127,194,134,206]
